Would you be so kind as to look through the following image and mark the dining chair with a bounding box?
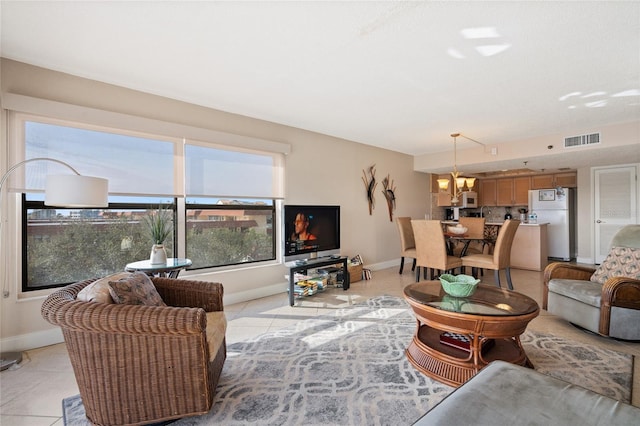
[412,219,463,282]
[461,219,520,289]
[451,217,486,256]
[396,217,417,274]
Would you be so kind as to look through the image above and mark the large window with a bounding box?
[185,198,275,270]
[8,112,284,291]
[23,196,176,291]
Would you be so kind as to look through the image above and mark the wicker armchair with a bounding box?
[41,277,226,426]
[543,224,640,340]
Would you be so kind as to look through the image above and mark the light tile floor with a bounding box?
[1,264,639,425]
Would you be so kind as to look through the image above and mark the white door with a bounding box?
[594,165,638,263]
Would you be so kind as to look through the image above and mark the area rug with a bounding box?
[62,295,633,426]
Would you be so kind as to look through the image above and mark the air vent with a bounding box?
[564,132,600,148]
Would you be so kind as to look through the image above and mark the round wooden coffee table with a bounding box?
[404,281,539,387]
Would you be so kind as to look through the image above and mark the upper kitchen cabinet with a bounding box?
[530,172,577,189]
[495,176,530,206]
[479,178,497,206]
[513,176,531,205]
[496,178,514,206]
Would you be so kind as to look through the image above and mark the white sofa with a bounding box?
[413,361,640,425]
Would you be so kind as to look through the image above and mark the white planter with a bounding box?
[149,244,167,265]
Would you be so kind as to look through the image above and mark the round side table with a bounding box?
[125,258,192,278]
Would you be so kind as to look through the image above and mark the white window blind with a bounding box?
[185,142,285,199]
[13,117,179,196]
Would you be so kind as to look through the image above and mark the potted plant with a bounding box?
[143,206,173,264]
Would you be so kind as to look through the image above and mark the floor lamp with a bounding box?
[0,157,108,371]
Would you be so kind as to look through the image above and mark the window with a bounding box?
[185,198,275,270]
[23,196,175,291]
[8,111,284,291]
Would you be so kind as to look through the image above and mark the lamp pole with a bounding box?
[0,158,108,370]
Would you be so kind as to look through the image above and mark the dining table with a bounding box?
[445,233,495,257]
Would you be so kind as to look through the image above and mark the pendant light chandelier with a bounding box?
[437,133,484,205]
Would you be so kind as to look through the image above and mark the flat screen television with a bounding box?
[283,205,340,259]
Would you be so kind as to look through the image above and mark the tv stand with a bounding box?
[287,256,350,306]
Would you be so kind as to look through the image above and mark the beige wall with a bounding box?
[0,59,430,351]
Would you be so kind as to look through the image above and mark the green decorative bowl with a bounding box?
[439,274,481,297]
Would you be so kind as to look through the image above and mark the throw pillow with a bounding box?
[77,272,133,303]
[590,246,640,284]
[108,272,166,306]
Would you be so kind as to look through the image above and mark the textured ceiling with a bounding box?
[1,1,639,173]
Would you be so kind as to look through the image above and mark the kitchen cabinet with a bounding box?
[530,172,576,189]
[510,224,548,271]
[437,192,452,207]
[554,172,577,187]
[495,177,530,206]
[513,176,531,205]
[496,178,514,206]
[479,179,497,206]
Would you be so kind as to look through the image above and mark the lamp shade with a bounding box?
[437,179,450,190]
[45,174,109,207]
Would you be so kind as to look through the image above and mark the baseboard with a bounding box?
[1,328,63,352]
[576,256,595,265]
[223,282,287,306]
[366,259,400,271]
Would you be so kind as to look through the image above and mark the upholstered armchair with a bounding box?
[41,276,226,426]
[543,224,640,340]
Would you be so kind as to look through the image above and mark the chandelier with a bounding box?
[437,133,484,205]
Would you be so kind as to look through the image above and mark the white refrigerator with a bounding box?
[528,188,576,261]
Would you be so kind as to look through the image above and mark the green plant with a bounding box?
[144,206,173,245]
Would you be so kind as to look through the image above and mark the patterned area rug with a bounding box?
[62,295,633,426]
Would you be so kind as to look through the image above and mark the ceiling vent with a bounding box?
[564,132,600,148]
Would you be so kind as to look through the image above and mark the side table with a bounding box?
[125,258,192,278]
[287,256,350,306]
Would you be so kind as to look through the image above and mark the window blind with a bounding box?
[185,142,285,199]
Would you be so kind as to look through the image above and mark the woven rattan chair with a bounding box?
[41,277,226,426]
[462,219,520,290]
[412,219,463,281]
[396,217,417,274]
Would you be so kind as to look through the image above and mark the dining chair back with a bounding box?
[459,217,485,239]
[396,217,417,274]
[412,219,462,282]
[461,219,520,289]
